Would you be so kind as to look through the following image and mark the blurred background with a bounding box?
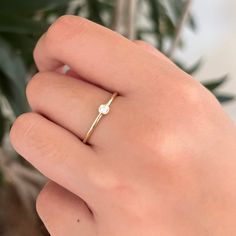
[178,0,236,123]
[0,0,235,235]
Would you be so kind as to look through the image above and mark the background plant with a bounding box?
[0,0,234,235]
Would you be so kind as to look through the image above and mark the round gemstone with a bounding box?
[99,104,110,115]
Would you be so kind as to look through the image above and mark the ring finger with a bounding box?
[26,71,123,146]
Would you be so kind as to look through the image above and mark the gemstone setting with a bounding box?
[98,104,110,115]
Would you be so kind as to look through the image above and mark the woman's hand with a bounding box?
[10,16,236,236]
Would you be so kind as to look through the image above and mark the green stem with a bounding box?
[148,0,163,51]
[87,0,104,25]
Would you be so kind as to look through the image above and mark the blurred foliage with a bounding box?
[0,1,235,233]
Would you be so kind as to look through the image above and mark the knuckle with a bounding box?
[36,184,55,227]
[33,33,44,63]
[10,113,40,149]
[26,73,42,106]
[26,72,49,107]
[47,15,72,37]
[11,115,70,166]
[36,187,48,215]
[181,80,207,106]
[88,166,128,195]
[36,183,54,213]
[45,15,87,54]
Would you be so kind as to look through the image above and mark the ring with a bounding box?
[83,92,118,144]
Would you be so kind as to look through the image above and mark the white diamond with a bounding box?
[99,104,110,115]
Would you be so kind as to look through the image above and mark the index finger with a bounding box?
[33,15,158,93]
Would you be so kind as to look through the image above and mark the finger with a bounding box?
[63,40,173,82]
[10,112,99,205]
[27,71,113,144]
[33,15,159,93]
[37,181,95,236]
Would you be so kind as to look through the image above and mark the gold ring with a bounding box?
[83,92,118,144]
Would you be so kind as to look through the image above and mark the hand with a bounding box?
[10,16,236,236]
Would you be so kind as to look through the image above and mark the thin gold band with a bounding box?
[83,92,118,144]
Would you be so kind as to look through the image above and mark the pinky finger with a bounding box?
[37,182,96,236]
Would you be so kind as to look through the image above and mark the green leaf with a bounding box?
[158,2,176,37]
[148,0,160,33]
[0,14,48,34]
[40,3,72,18]
[164,0,185,22]
[203,75,228,91]
[0,37,28,115]
[138,29,155,34]
[99,1,115,11]
[0,0,72,15]
[87,0,105,26]
[215,94,235,103]
[188,15,197,31]
[174,58,202,75]
[164,0,196,31]
[186,59,203,75]
[0,37,26,84]
[147,0,163,50]
[1,33,37,67]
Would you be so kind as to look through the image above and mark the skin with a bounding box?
[10,16,236,236]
